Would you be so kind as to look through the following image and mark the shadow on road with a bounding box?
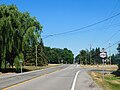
[0,68,29,73]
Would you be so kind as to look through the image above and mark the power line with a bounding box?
[43,12,120,39]
[111,0,120,15]
[106,40,120,50]
[100,29,120,46]
[108,0,120,28]
[103,0,120,33]
[42,22,120,39]
[100,1,120,51]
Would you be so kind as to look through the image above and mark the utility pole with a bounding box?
[89,44,92,65]
[86,50,89,65]
[109,43,111,65]
[35,36,42,67]
[36,45,37,67]
[102,58,105,79]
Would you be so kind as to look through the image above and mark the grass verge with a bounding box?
[0,64,61,74]
[81,65,118,71]
[23,64,60,71]
[88,71,120,90]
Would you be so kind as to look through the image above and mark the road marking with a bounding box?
[71,70,80,90]
[77,65,80,67]
[2,74,47,90]
[2,69,62,90]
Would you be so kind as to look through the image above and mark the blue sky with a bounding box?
[1,0,120,56]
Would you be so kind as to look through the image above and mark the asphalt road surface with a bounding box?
[1,64,101,90]
[0,64,69,89]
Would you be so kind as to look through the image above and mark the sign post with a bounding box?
[100,48,107,79]
[102,58,105,79]
[19,59,23,73]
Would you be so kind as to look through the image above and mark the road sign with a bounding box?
[100,48,107,58]
[100,52,107,58]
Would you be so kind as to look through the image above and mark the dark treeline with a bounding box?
[75,45,120,70]
[44,47,74,64]
[25,45,74,65]
[111,44,120,70]
[25,40,48,66]
[75,48,102,65]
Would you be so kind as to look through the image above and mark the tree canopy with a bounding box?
[0,4,44,71]
[44,47,74,64]
[75,48,101,65]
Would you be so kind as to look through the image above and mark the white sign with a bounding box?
[100,52,107,58]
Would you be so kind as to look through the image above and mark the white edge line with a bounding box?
[71,70,80,90]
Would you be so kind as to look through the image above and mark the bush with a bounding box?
[14,53,24,73]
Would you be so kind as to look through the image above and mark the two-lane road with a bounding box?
[0,64,69,89]
[2,64,100,90]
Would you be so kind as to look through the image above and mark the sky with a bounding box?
[0,0,120,56]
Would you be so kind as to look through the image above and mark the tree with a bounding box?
[0,4,43,71]
[44,47,74,64]
[117,44,120,70]
[111,54,117,64]
[117,44,120,55]
[25,46,36,66]
[94,48,101,64]
[37,42,48,66]
[86,49,90,64]
[62,48,74,64]
[75,47,102,65]
[25,39,48,66]
[75,54,80,64]
[79,50,87,64]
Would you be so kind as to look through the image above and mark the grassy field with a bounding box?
[0,64,61,74]
[87,65,120,90]
[81,65,118,70]
[23,64,60,71]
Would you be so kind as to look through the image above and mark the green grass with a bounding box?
[105,76,120,80]
[106,81,120,90]
[88,71,120,90]
[104,75,120,90]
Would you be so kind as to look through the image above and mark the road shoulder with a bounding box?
[75,69,101,90]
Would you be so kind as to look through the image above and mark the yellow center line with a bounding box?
[2,69,61,90]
